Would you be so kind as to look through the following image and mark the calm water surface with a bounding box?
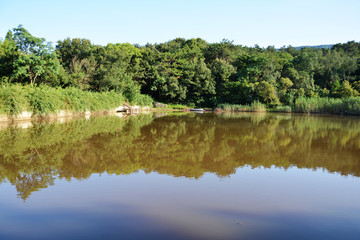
[0,112,359,240]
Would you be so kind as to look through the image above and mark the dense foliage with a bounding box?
[1,25,360,107]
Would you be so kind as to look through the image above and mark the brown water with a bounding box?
[0,112,359,240]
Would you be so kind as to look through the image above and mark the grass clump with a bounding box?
[217,101,266,112]
[131,94,153,107]
[167,103,194,110]
[218,97,360,115]
[294,97,360,115]
[250,101,267,112]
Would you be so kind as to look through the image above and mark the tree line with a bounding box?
[1,25,359,107]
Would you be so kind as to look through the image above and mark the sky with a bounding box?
[0,0,359,48]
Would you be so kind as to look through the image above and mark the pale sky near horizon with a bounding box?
[0,0,359,48]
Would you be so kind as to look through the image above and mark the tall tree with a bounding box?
[11,25,61,86]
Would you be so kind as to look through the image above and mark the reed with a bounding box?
[294,97,360,115]
[218,97,360,115]
[217,101,266,112]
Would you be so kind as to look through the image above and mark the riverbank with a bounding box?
[0,84,153,122]
[1,85,359,122]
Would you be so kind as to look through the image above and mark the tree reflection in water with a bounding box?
[0,112,359,200]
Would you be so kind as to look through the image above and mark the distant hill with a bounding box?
[294,44,333,50]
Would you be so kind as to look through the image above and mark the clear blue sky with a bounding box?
[0,0,359,47]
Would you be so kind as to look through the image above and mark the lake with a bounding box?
[0,112,359,240]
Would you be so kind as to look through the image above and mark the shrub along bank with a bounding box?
[0,84,153,117]
[2,84,358,118]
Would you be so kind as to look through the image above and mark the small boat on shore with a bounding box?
[190,108,204,112]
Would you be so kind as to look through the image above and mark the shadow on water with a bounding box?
[0,112,359,200]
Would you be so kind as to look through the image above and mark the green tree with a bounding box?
[339,80,359,97]
[0,31,19,83]
[255,81,280,105]
[11,25,60,86]
[210,58,236,102]
[56,38,94,70]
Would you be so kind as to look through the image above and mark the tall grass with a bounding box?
[130,93,153,107]
[217,97,360,115]
[0,84,154,117]
[217,101,266,112]
[294,97,360,115]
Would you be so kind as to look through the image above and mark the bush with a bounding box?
[0,84,29,116]
[28,86,65,115]
[61,88,89,112]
